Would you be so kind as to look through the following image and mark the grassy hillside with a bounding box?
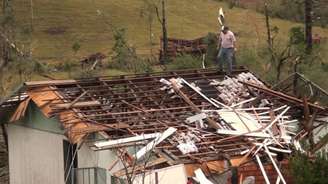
[0,0,327,97]
[11,0,328,62]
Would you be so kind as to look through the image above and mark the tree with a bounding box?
[72,41,81,55]
[264,2,293,82]
[111,28,153,73]
[155,0,168,64]
[304,0,313,53]
[140,0,157,56]
[290,152,328,184]
[0,0,14,70]
[263,2,310,82]
[264,2,272,50]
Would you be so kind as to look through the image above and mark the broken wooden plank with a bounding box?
[25,79,77,87]
[264,145,287,184]
[255,155,270,184]
[194,168,214,184]
[169,79,221,129]
[94,133,161,149]
[66,91,89,109]
[113,157,167,177]
[240,81,326,111]
[216,129,290,139]
[134,127,177,160]
[9,97,31,122]
[52,101,101,109]
[180,78,222,109]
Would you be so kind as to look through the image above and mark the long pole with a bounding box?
[264,2,272,50]
[1,0,10,68]
[255,155,270,184]
[30,0,34,32]
[305,0,313,53]
[162,0,168,63]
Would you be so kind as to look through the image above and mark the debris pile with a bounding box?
[80,52,106,70]
[159,37,208,59]
[210,72,265,105]
[175,132,200,154]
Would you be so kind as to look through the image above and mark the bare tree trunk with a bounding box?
[264,2,276,77]
[30,0,34,32]
[161,0,168,64]
[293,59,300,95]
[155,0,168,64]
[305,0,313,54]
[1,0,11,69]
[264,3,272,50]
[276,60,283,82]
[149,19,153,56]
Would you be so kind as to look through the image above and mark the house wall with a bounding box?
[78,143,122,184]
[7,124,66,184]
[7,102,122,184]
[14,102,65,135]
[133,164,188,184]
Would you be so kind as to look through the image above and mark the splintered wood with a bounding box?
[4,67,328,183]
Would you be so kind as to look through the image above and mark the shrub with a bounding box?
[166,54,203,70]
[321,63,328,73]
[203,32,218,68]
[132,58,153,73]
[110,28,153,73]
[32,61,48,74]
[290,152,328,184]
[72,42,81,54]
[74,69,97,79]
[62,61,76,77]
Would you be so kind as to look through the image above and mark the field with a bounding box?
[9,0,328,61]
[0,0,327,96]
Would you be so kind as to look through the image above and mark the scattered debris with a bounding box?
[210,72,264,105]
[134,127,177,160]
[2,67,328,183]
[176,132,200,154]
[80,52,106,70]
[44,26,67,35]
[159,37,208,59]
[194,168,214,184]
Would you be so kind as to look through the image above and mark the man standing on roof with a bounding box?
[216,26,237,75]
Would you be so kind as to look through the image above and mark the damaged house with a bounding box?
[1,67,328,184]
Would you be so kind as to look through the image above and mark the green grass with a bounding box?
[1,0,328,97]
[10,0,328,62]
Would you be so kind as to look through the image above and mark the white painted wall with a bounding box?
[7,124,123,184]
[78,144,122,184]
[133,164,188,184]
[78,144,99,168]
[7,124,66,184]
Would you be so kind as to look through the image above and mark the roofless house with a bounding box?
[1,67,328,184]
